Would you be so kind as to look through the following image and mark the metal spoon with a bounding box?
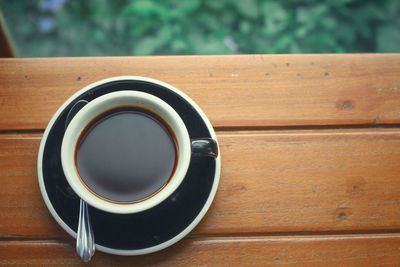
[76,199,95,262]
[65,99,95,262]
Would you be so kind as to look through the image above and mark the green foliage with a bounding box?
[0,0,399,57]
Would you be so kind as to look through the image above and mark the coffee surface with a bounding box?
[75,107,177,203]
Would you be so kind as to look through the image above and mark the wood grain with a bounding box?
[1,234,400,266]
[1,54,400,130]
[2,129,400,238]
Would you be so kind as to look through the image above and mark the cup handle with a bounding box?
[191,138,218,158]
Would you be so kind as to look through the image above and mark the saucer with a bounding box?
[37,76,221,255]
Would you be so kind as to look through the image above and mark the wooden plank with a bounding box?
[2,129,400,238]
[207,128,400,234]
[0,54,400,130]
[1,234,400,265]
[0,134,63,238]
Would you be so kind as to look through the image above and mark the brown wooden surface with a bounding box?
[2,234,400,266]
[3,129,400,238]
[0,54,400,130]
[1,54,400,265]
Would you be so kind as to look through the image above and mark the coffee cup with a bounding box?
[61,90,218,214]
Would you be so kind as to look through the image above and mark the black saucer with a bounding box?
[38,78,220,254]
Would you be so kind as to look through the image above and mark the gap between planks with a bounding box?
[2,123,400,136]
[5,229,400,242]
[2,232,400,244]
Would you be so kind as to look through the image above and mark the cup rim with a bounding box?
[61,90,191,214]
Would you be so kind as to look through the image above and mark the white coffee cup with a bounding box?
[61,90,217,214]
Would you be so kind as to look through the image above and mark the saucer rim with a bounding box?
[37,76,221,255]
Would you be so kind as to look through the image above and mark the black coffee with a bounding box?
[75,107,178,203]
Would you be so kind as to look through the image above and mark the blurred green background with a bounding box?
[1,0,399,57]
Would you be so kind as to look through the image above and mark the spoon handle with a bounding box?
[65,99,95,262]
[76,199,95,262]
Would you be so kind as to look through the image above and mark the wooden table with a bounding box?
[1,54,400,265]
